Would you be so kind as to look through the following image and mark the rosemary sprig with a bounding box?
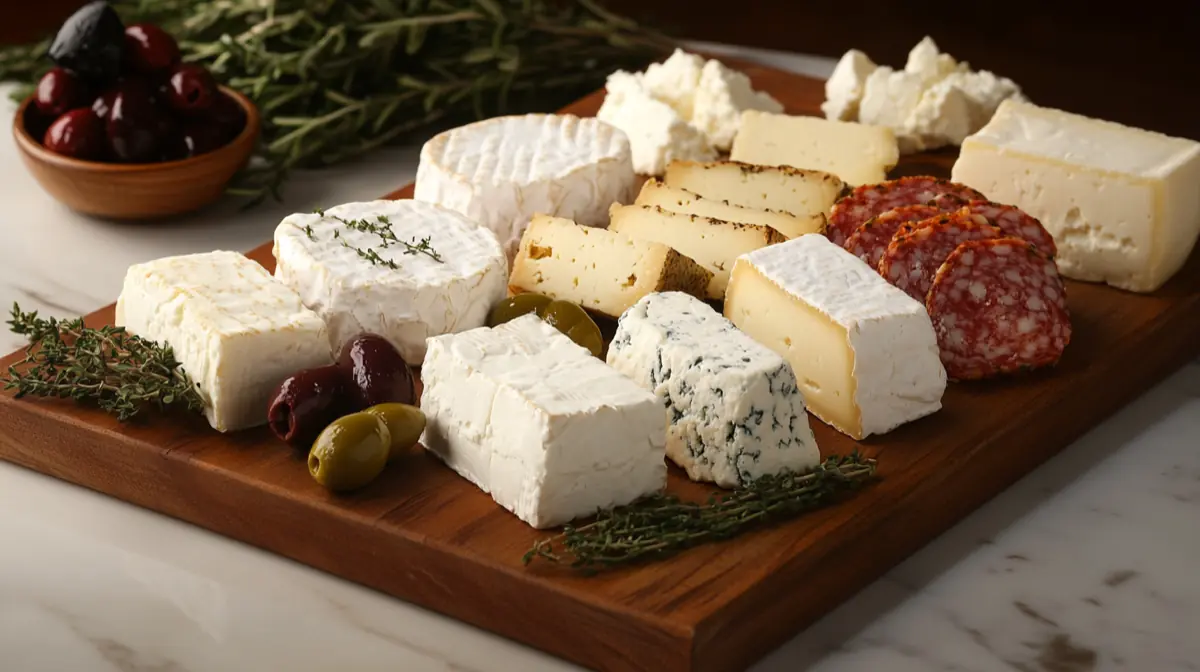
[0,1,671,205]
[523,453,878,572]
[1,304,204,421]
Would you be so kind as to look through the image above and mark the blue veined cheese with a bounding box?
[421,315,666,529]
[608,292,819,488]
[115,251,332,432]
[273,199,507,363]
[724,234,947,440]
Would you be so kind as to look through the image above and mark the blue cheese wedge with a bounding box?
[724,234,946,440]
[607,292,819,488]
[114,251,332,432]
[273,199,507,363]
[421,314,666,529]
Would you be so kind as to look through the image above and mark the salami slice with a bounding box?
[878,211,1001,302]
[827,177,986,247]
[929,195,1058,256]
[844,204,941,269]
[926,238,1071,380]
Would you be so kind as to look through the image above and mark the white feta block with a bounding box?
[114,251,332,432]
[421,315,667,529]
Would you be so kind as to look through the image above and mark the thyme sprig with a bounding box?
[1,304,203,421]
[523,453,878,572]
[311,208,443,266]
[0,0,670,205]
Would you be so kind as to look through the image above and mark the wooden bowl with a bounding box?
[12,86,259,220]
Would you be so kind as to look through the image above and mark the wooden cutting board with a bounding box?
[2,63,1199,672]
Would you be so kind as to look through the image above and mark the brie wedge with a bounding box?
[115,251,332,432]
[273,199,507,363]
[421,314,666,529]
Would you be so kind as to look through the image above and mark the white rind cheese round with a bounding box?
[272,199,507,364]
[413,114,637,260]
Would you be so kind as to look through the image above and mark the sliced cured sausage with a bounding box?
[878,211,1001,302]
[843,204,940,269]
[929,195,1058,256]
[826,176,986,247]
[926,238,1071,380]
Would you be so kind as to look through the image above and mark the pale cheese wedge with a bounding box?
[510,214,712,318]
[663,160,844,219]
[635,179,826,238]
[730,110,900,186]
[608,204,786,299]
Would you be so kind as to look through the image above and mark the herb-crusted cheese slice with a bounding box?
[730,110,900,186]
[635,179,826,239]
[724,234,946,439]
[509,214,712,319]
[608,204,786,299]
[663,160,845,219]
[413,114,636,261]
[421,314,666,528]
[273,199,507,363]
[115,251,332,432]
[607,292,819,488]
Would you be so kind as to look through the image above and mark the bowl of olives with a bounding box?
[10,1,259,220]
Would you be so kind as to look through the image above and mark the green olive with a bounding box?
[308,412,391,493]
[363,402,426,460]
[487,293,553,327]
[538,300,603,357]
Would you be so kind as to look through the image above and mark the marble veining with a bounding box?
[2,43,1199,672]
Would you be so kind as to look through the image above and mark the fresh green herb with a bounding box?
[1,303,203,421]
[0,0,669,205]
[317,210,444,264]
[303,224,316,241]
[523,453,878,572]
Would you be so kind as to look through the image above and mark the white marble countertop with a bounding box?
[1,44,1198,672]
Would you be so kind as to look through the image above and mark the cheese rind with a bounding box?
[115,251,332,432]
[273,200,507,363]
[724,234,946,439]
[509,214,712,318]
[952,99,1200,293]
[608,204,786,299]
[607,292,819,488]
[421,314,666,528]
[597,73,716,176]
[635,179,825,239]
[664,160,845,219]
[413,114,636,260]
[730,110,899,186]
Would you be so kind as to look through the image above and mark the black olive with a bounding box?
[48,1,126,86]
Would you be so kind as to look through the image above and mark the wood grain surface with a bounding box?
[2,64,1199,672]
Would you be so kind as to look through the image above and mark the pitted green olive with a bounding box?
[487,293,553,327]
[363,402,426,460]
[308,412,391,493]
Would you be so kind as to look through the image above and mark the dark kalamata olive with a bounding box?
[48,1,125,85]
[336,335,417,409]
[204,92,246,142]
[35,67,89,117]
[43,108,106,160]
[90,89,117,121]
[107,78,166,162]
[182,121,228,157]
[267,365,349,448]
[123,23,180,75]
[165,64,217,113]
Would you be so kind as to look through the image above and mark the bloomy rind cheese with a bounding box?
[730,110,900,186]
[509,214,712,318]
[635,179,827,239]
[607,292,820,488]
[664,159,845,219]
[608,204,786,299]
[952,99,1200,293]
[724,234,946,439]
[115,251,332,433]
[421,314,666,529]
